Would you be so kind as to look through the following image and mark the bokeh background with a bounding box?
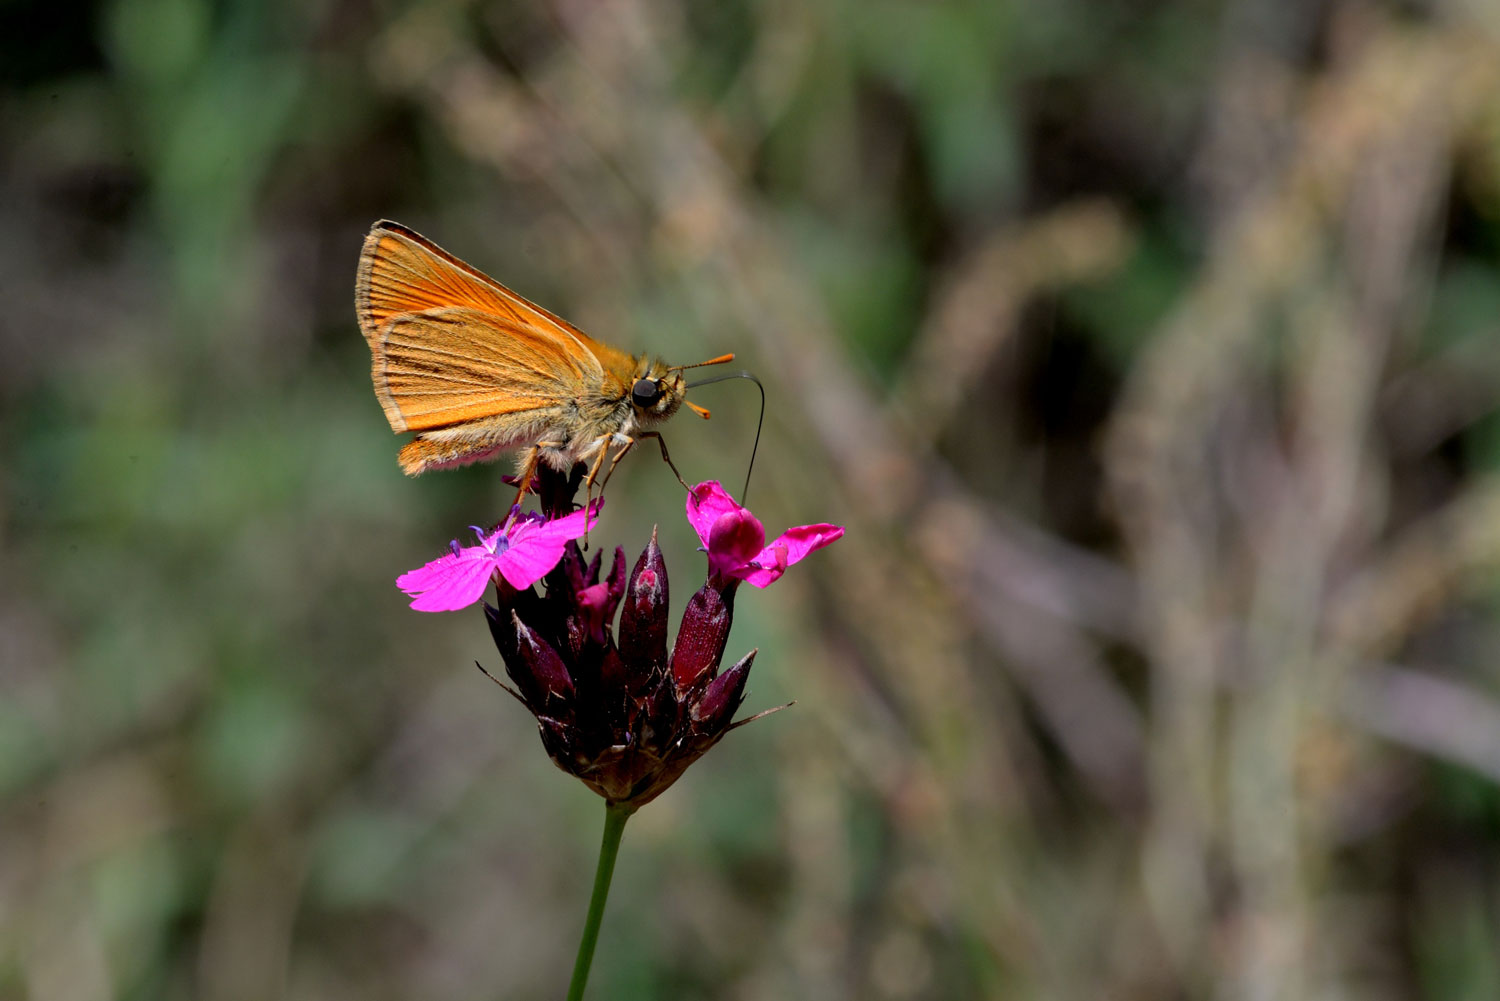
[6,1,1500,998]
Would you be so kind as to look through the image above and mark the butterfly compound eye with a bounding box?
[631,378,664,408]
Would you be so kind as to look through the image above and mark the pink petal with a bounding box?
[576,582,613,643]
[685,481,741,546]
[737,523,844,589]
[736,546,789,588]
[707,509,766,575]
[397,546,499,612]
[767,523,844,565]
[495,500,602,589]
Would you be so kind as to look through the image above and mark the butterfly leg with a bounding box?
[511,443,568,509]
[597,437,638,494]
[571,439,619,549]
[582,440,612,508]
[510,447,541,509]
[639,432,692,493]
[600,432,691,494]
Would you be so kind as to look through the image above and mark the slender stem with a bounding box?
[565,801,633,1001]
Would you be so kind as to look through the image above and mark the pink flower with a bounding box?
[685,481,843,588]
[398,502,601,612]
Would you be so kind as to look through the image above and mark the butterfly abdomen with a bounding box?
[399,409,564,475]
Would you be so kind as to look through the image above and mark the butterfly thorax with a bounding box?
[526,357,680,468]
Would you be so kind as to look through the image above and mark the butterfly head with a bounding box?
[629,360,687,424]
[631,352,733,423]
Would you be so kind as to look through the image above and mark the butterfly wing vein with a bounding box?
[356,222,613,436]
[373,309,586,432]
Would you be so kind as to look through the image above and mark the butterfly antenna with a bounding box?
[686,370,765,504]
[671,353,735,373]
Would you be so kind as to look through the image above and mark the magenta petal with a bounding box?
[576,582,613,643]
[494,538,566,590]
[768,523,844,566]
[397,547,499,612]
[685,481,741,546]
[494,501,601,589]
[707,509,766,576]
[738,524,844,588]
[735,550,786,588]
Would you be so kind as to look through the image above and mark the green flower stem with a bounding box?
[565,801,633,1001]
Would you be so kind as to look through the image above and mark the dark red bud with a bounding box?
[558,542,590,596]
[598,646,627,708]
[508,610,575,707]
[561,608,589,662]
[484,601,519,663]
[671,583,732,690]
[533,462,585,518]
[691,649,756,731]
[635,665,676,743]
[620,528,669,670]
[605,546,627,609]
[534,714,574,761]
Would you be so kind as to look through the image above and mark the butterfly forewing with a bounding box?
[357,222,602,358]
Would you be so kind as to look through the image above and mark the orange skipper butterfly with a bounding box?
[355,221,732,504]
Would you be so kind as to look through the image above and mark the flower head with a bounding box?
[685,481,844,589]
[419,464,844,809]
[487,527,757,807]
[471,471,842,807]
[398,501,601,612]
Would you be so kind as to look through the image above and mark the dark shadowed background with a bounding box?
[5,1,1500,999]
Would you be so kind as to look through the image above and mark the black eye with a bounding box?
[631,378,663,407]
